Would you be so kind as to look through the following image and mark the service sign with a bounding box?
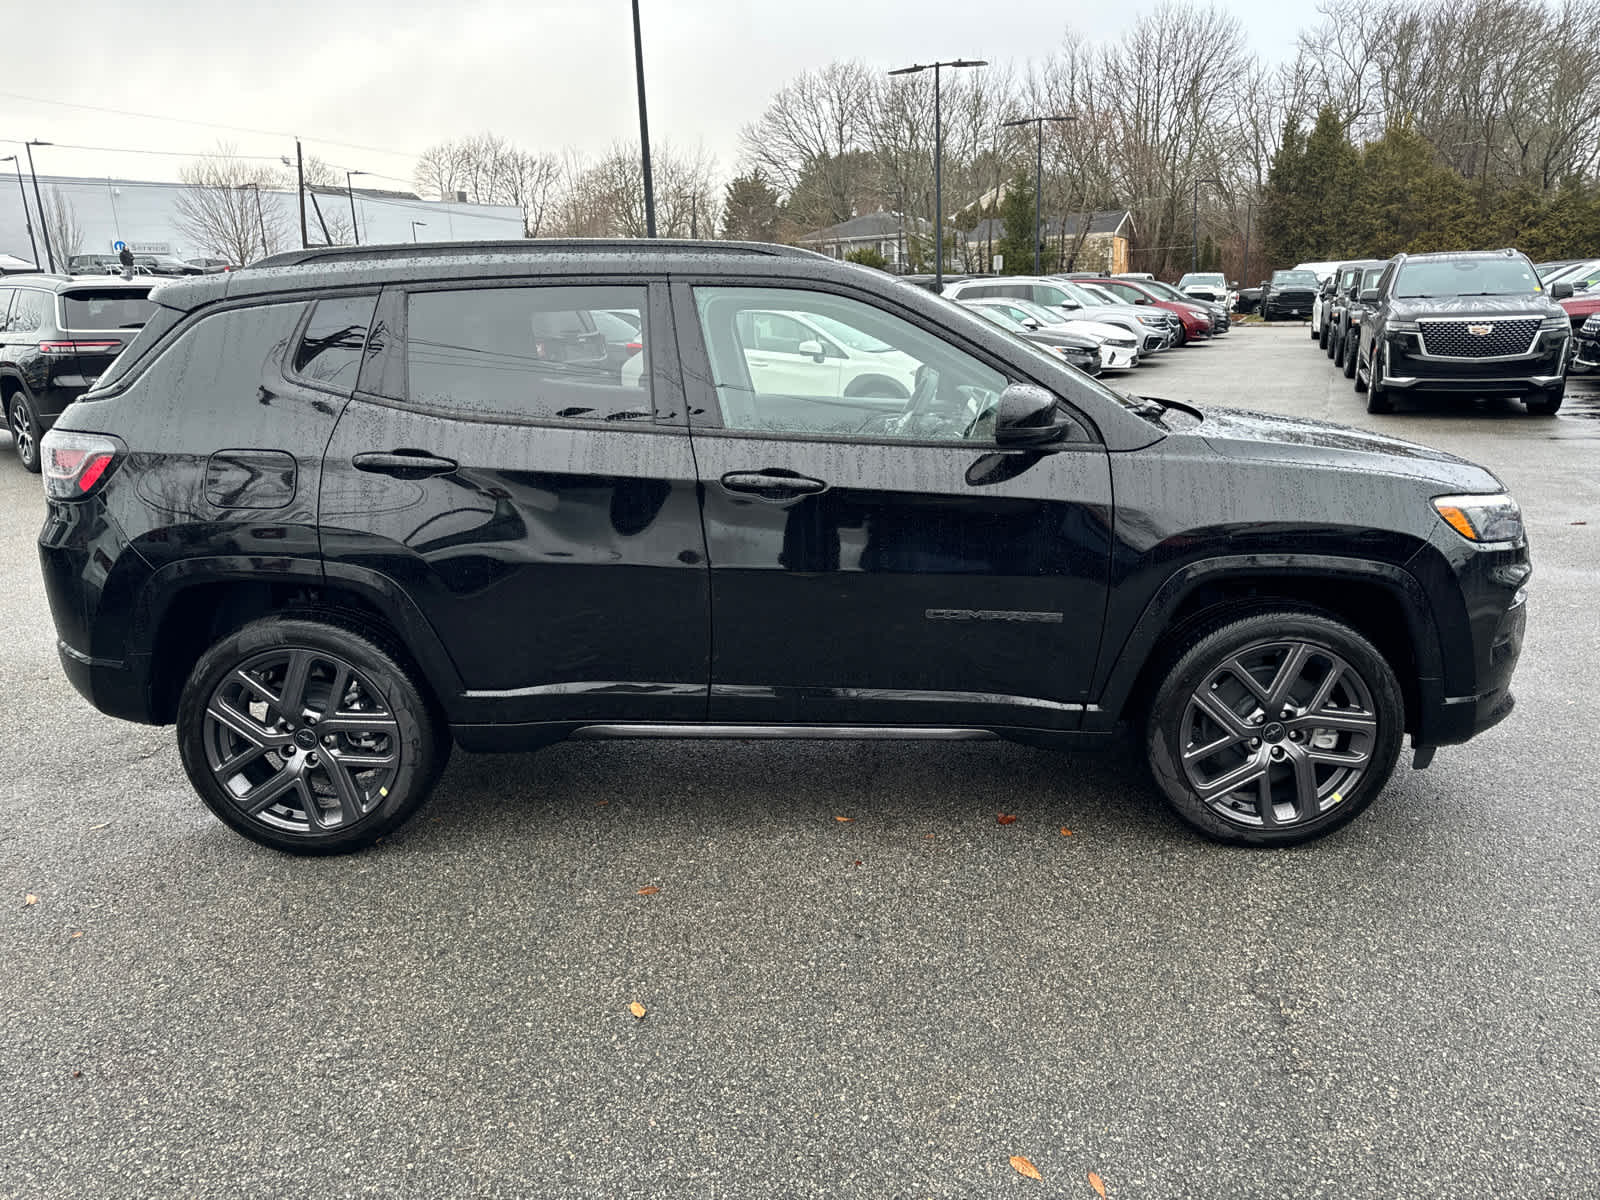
[110,240,173,254]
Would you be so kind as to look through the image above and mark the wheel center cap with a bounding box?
[294,728,318,751]
[1262,722,1287,744]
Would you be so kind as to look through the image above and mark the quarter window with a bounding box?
[292,295,377,391]
[693,286,1009,442]
[9,291,46,333]
[405,285,651,423]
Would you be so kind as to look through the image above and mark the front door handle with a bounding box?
[352,450,458,479]
[720,470,827,500]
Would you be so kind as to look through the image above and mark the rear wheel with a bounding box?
[1315,318,1325,344]
[1525,380,1564,415]
[177,617,447,854]
[1146,611,1403,846]
[7,391,41,473]
[1341,330,1359,377]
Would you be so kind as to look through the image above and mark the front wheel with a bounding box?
[1525,381,1564,415]
[1366,346,1394,413]
[1146,611,1404,845]
[177,617,447,854]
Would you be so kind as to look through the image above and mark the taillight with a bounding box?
[624,341,643,357]
[38,340,120,355]
[41,430,125,500]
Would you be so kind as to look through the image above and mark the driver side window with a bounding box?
[693,287,1009,442]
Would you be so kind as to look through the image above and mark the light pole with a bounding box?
[1192,176,1223,273]
[1,156,40,269]
[1001,113,1076,274]
[411,221,427,242]
[24,140,54,272]
[888,59,987,292]
[631,0,657,237]
[345,170,366,245]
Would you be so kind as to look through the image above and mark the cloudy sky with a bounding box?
[2,0,1303,190]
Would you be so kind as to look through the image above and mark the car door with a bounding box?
[319,278,710,728]
[675,280,1113,731]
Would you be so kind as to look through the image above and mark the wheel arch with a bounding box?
[1091,556,1442,736]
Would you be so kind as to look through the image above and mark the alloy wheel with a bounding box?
[1179,639,1378,829]
[9,401,33,468]
[201,647,403,835]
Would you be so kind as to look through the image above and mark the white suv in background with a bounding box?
[943,276,1177,354]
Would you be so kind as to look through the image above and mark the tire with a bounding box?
[843,374,910,400]
[1366,346,1394,413]
[1314,319,1324,344]
[1146,610,1404,846]
[1342,331,1359,378]
[1525,380,1564,415]
[176,617,448,855]
[6,390,42,473]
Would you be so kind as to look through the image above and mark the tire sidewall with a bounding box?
[1146,611,1405,846]
[9,392,40,472]
[176,617,441,854]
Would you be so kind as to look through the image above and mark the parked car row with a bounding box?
[1306,248,1575,415]
[18,238,1528,854]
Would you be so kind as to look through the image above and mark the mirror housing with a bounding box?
[1551,282,1574,301]
[797,339,826,362]
[1359,288,1380,303]
[993,383,1072,447]
[1021,318,1041,330]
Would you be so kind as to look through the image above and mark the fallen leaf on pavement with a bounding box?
[87,822,110,830]
[923,833,935,839]
[595,800,609,806]
[71,931,83,939]
[71,1070,81,1079]
[1088,1171,1107,1196]
[637,886,659,896]
[24,895,37,907]
[997,813,1018,825]
[1010,1155,1042,1180]
[628,1001,647,1019]
[835,816,854,822]
[1061,828,1074,837]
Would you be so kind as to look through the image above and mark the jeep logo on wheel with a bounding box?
[1468,324,1494,336]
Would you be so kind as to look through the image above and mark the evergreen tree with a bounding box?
[997,175,1038,274]
[1355,123,1472,256]
[1300,105,1362,257]
[721,172,784,242]
[1261,119,1309,267]
[1200,234,1220,271]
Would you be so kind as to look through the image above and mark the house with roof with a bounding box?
[793,211,929,269]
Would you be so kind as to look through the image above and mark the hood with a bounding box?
[1184,405,1501,491]
[1054,319,1135,343]
[1388,293,1564,321]
[1560,295,1600,318]
[1067,303,1169,325]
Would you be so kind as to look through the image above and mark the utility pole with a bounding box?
[345,171,365,245]
[1241,200,1257,287]
[2,157,40,269]
[295,140,308,248]
[24,141,55,272]
[1002,113,1076,274]
[631,0,657,237]
[1192,176,1222,273]
[889,59,987,292]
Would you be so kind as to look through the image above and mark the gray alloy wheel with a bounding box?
[1147,612,1403,845]
[8,393,41,473]
[1366,345,1394,413]
[177,617,446,854]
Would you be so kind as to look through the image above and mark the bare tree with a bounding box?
[42,187,84,261]
[175,145,289,264]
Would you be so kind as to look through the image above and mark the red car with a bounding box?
[1073,276,1213,344]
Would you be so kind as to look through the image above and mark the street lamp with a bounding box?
[888,58,988,292]
[24,140,54,272]
[1192,176,1223,274]
[631,0,657,237]
[345,170,366,245]
[1001,113,1076,274]
[1,156,40,269]
[411,221,427,243]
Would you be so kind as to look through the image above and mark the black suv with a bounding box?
[38,240,1529,854]
[1325,260,1390,369]
[1,275,157,471]
[1258,270,1319,320]
[1355,250,1572,415]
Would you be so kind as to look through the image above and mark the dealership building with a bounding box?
[0,172,525,269]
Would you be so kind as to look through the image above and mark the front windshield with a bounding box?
[1272,270,1319,286]
[1394,257,1540,298]
[1060,280,1113,306]
[1178,273,1225,288]
[807,312,893,352]
[1360,267,1385,291]
[1142,280,1188,301]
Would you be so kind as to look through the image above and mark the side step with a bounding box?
[570,724,998,741]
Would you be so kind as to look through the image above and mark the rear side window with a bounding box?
[292,295,377,391]
[62,289,157,331]
[405,285,651,424]
[9,290,47,334]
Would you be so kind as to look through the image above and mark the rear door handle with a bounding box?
[352,450,458,479]
[720,471,827,499]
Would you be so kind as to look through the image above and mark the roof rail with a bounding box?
[246,238,826,271]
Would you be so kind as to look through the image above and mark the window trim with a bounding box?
[364,276,687,434]
[670,277,1100,450]
[283,291,380,397]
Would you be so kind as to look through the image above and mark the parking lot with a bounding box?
[3,324,1597,1198]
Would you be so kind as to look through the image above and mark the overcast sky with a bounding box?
[1,0,1304,190]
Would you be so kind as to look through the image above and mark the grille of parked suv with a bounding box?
[1418,317,1540,359]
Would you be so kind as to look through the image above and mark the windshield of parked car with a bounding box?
[970,305,1028,332]
[1178,273,1226,288]
[1541,259,1600,290]
[1394,257,1540,298]
[1057,280,1112,307]
[62,288,158,329]
[1141,280,1189,301]
[1271,270,1319,287]
[1360,267,1385,291]
[1003,297,1073,326]
[807,312,894,353]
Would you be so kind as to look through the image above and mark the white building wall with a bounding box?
[0,173,525,268]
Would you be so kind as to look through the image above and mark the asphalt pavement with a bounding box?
[3,325,1597,1199]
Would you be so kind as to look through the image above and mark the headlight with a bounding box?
[1432,493,1523,544]
[1389,320,1420,333]
[1136,314,1165,326]
[1584,315,1600,332]
[1540,315,1570,331]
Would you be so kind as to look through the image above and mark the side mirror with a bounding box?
[993,383,1072,447]
[1230,281,1241,288]
[796,339,826,362]
[1021,318,1041,330]
[1551,282,1574,301]
[1359,288,1380,303]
